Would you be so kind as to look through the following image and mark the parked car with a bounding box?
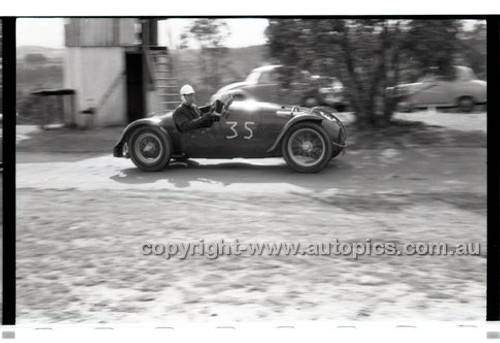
[388,66,486,113]
[114,99,346,173]
[211,65,346,111]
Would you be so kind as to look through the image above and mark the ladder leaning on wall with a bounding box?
[148,47,180,113]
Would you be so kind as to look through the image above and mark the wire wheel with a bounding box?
[282,123,332,173]
[129,127,171,171]
[134,132,163,164]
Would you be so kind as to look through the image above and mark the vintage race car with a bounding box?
[113,100,346,173]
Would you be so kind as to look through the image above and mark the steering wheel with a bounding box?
[212,94,234,118]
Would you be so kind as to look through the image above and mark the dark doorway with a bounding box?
[125,51,145,123]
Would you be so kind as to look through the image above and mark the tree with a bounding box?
[180,19,231,88]
[404,20,463,79]
[265,19,463,126]
[457,21,486,80]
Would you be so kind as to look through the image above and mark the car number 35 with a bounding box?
[225,121,256,140]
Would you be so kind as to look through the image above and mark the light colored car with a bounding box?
[211,65,346,111]
[389,66,487,113]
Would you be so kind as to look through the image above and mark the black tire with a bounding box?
[334,103,346,112]
[458,96,475,113]
[396,100,413,113]
[128,126,171,171]
[302,96,320,108]
[282,122,333,173]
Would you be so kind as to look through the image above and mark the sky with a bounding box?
[16,18,270,49]
[17,18,66,48]
[161,19,269,49]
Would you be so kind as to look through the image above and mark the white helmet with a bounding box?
[180,84,195,95]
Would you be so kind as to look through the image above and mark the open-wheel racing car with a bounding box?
[113,99,346,173]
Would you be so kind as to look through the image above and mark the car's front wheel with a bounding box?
[282,122,332,173]
[128,126,171,171]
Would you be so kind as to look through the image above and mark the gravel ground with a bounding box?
[17,189,486,323]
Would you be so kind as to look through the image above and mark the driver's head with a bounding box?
[180,84,195,105]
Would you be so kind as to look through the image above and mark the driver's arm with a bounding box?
[175,113,215,132]
[198,104,214,114]
[173,107,218,133]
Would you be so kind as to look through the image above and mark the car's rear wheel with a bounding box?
[334,103,346,112]
[129,126,171,171]
[396,100,413,113]
[302,96,320,108]
[458,96,475,113]
[282,122,332,173]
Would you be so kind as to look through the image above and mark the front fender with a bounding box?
[113,117,166,157]
[266,115,323,153]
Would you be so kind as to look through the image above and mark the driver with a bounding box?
[173,85,220,133]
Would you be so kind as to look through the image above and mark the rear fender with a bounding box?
[266,115,323,153]
[113,117,168,157]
